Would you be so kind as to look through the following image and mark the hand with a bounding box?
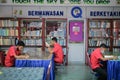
[25,54,29,59]
[113,56,118,60]
[45,42,50,47]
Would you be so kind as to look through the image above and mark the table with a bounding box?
[107,60,120,80]
[0,67,44,80]
[15,51,55,80]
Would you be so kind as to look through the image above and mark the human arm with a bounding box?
[46,42,54,54]
[14,54,29,59]
[47,46,54,54]
[7,46,29,59]
[99,56,117,61]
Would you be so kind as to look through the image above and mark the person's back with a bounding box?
[53,43,63,64]
[5,46,21,67]
[90,48,102,70]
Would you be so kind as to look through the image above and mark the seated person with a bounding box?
[46,37,64,64]
[5,40,29,67]
[90,43,117,80]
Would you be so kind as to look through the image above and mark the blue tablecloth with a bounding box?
[15,55,55,80]
[0,67,44,80]
[107,60,120,80]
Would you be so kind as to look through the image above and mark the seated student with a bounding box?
[90,43,117,80]
[46,37,64,64]
[5,40,29,67]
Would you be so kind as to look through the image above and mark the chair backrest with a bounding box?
[56,55,66,66]
[63,55,66,65]
[86,53,92,69]
[0,51,5,66]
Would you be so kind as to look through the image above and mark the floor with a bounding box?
[55,63,93,80]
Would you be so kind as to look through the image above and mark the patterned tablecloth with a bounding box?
[15,53,55,80]
[0,67,44,80]
[107,60,120,80]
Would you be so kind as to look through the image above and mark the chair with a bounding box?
[0,51,6,66]
[55,55,66,72]
[86,53,98,80]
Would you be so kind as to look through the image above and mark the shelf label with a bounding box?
[28,10,64,16]
[90,11,120,17]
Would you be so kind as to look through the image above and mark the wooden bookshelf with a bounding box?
[0,18,19,46]
[86,19,120,55]
[20,18,43,49]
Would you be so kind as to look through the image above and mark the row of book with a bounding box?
[113,21,120,38]
[87,48,95,54]
[0,38,15,45]
[23,39,42,46]
[113,20,120,28]
[113,39,120,46]
[21,30,42,37]
[89,29,110,37]
[88,48,110,55]
[89,21,110,28]
[89,39,110,46]
[0,29,18,36]
[46,37,66,46]
[21,21,42,28]
[0,20,18,27]
[48,30,66,38]
[113,48,120,54]
[47,22,66,37]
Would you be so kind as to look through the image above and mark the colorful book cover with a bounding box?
[16,30,18,36]
[0,20,2,27]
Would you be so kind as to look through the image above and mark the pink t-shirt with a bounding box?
[53,43,64,64]
[90,48,103,69]
[5,46,21,67]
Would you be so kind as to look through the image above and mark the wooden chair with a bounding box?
[86,53,98,80]
[55,55,66,72]
[0,51,5,66]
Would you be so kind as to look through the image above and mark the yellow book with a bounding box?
[16,30,18,36]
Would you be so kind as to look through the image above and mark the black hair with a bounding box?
[52,37,57,42]
[100,43,108,48]
[16,40,25,47]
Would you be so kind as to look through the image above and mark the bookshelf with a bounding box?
[45,18,68,65]
[113,20,120,52]
[0,18,19,46]
[87,19,120,55]
[20,19,43,48]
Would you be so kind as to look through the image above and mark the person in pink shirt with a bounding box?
[5,40,29,67]
[47,37,64,64]
[90,43,117,80]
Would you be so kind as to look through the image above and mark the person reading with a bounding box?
[46,37,64,64]
[5,40,29,67]
[90,43,117,80]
